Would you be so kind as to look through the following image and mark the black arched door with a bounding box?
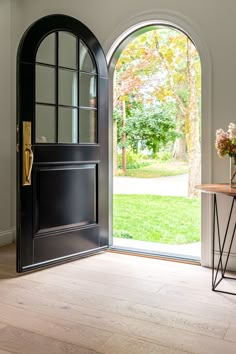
[17,15,108,272]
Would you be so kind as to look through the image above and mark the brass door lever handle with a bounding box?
[24,145,34,184]
[22,122,33,186]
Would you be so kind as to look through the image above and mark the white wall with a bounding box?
[4,0,236,267]
[0,0,14,246]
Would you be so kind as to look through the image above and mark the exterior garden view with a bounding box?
[112,26,201,255]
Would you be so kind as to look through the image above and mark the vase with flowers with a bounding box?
[215,123,236,188]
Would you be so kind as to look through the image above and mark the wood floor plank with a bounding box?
[99,334,191,354]
[0,244,236,354]
[0,286,234,354]
[98,327,236,354]
[0,282,228,340]
[47,262,163,294]
[78,252,204,276]
[17,269,236,323]
[0,303,111,351]
[25,267,162,300]
[68,253,224,291]
[224,322,236,342]
[0,325,99,354]
[53,260,236,308]
[0,349,14,354]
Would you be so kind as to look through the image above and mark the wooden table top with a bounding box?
[195,184,236,196]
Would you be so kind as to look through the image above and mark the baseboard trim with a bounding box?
[0,229,15,247]
[213,250,236,271]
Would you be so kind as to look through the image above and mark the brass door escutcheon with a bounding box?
[22,121,33,186]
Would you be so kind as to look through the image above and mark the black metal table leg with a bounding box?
[212,194,236,295]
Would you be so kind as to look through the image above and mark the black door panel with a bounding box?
[34,145,100,163]
[17,14,108,272]
[34,164,97,234]
[34,226,100,264]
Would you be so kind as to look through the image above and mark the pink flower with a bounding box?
[215,124,236,158]
[228,123,236,144]
[215,129,232,157]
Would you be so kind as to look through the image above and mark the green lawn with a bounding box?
[113,194,200,244]
[117,160,188,178]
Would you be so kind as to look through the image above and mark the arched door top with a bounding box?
[18,14,108,79]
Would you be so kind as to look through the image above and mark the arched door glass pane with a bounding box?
[79,41,97,143]
[59,32,77,69]
[35,32,98,144]
[80,41,96,73]
[36,33,55,65]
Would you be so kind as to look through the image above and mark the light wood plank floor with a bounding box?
[0,244,236,354]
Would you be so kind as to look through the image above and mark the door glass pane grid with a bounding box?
[78,41,98,145]
[58,107,78,143]
[35,104,56,143]
[35,31,98,145]
[58,32,78,70]
[35,31,58,144]
[79,73,97,109]
[79,40,97,74]
[79,109,97,144]
[58,68,78,107]
[35,64,56,105]
[36,33,56,66]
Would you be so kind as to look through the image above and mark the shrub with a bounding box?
[157,151,172,161]
[117,150,150,169]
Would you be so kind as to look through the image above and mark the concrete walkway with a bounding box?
[113,174,188,197]
[113,174,201,258]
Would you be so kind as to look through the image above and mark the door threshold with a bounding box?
[108,245,201,266]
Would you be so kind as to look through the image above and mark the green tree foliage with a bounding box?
[115,101,178,155]
[114,27,200,107]
[113,26,201,196]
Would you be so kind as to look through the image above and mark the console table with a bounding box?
[196,184,236,295]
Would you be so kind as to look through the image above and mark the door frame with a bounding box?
[106,15,212,266]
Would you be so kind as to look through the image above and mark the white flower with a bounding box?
[228,123,236,144]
